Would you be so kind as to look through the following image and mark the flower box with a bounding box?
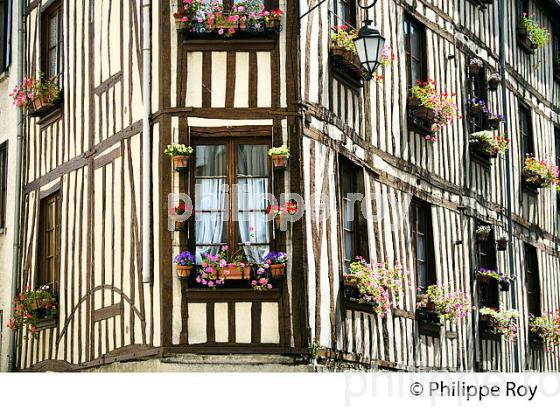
[469,139,498,159]
[469,58,484,76]
[517,26,537,54]
[496,237,508,251]
[220,265,252,280]
[477,274,493,285]
[172,155,190,171]
[487,116,503,130]
[487,74,501,91]
[329,46,364,80]
[499,281,510,292]
[29,93,62,118]
[177,265,194,278]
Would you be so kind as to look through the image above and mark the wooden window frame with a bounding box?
[37,189,61,295]
[330,0,357,29]
[220,0,276,11]
[188,131,273,262]
[410,199,436,294]
[516,0,529,21]
[404,15,427,90]
[524,243,541,317]
[475,222,499,309]
[0,141,7,231]
[339,158,368,270]
[0,0,11,72]
[41,0,63,80]
[468,60,488,133]
[519,102,534,159]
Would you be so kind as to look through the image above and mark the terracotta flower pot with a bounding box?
[239,16,247,31]
[271,154,288,170]
[269,263,286,279]
[177,265,194,278]
[220,265,252,280]
[172,155,189,171]
[488,117,503,130]
[407,95,421,108]
[500,281,510,292]
[267,16,281,30]
[497,238,508,251]
[174,220,187,231]
[469,60,484,76]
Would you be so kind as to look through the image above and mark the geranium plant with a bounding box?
[479,307,519,341]
[10,72,60,111]
[520,14,550,49]
[417,284,471,323]
[522,156,560,190]
[331,25,357,52]
[7,286,57,339]
[530,310,560,347]
[469,130,510,157]
[344,257,404,318]
[408,79,459,142]
[373,44,395,83]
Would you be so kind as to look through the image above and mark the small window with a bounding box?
[476,223,498,308]
[516,0,529,20]
[0,142,7,230]
[38,191,61,293]
[411,199,435,293]
[0,0,11,72]
[519,103,534,158]
[330,0,356,28]
[469,61,488,133]
[340,159,368,270]
[404,16,427,89]
[553,32,560,81]
[524,244,541,316]
[41,0,63,80]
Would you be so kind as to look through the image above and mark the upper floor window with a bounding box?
[411,199,435,293]
[404,16,427,89]
[38,191,61,293]
[524,244,541,316]
[516,0,529,20]
[469,61,488,133]
[192,138,270,264]
[476,223,498,309]
[0,142,7,231]
[340,159,368,271]
[553,32,560,81]
[41,0,63,80]
[330,0,356,28]
[519,103,534,158]
[0,0,11,72]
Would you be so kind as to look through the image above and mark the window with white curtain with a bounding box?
[193,140,270,264]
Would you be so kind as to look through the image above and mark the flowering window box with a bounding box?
[517,25,537,54]
[10,73,62,118]
[416,303,443,338]
[329,45,364,81]
[522,157,559,193]
[478,316,502,341]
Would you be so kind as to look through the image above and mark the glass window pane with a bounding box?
[195,212,226,245]
[238,212,269,244]
[343,199,353,230]
[49,15,58,47]
[344,231,353,261]
[411,26,420,59]
[418,235,426,261]
[418,261,427,289]
[195,178,227,210]
[237,145,268,177]
[195,145,227,177]
[237,178,268,210]
[196,245,222,265]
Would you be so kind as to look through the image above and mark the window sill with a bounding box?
[180,31,278,51]
[186,288,281,302]
[329,47,364,87]
[36,317,57,331]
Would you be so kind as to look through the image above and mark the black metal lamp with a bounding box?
[353,0,385,79]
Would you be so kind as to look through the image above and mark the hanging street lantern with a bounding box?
[352,19,385,80]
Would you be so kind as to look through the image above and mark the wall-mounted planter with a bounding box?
[177,265,194,279]
[487,116,503,130]
[269,263,286,279]
[479,317,502,340]
[499,281,510,292]
[469,58,484,76]
[29,94,62,118]
[517,26,537,54]
[172,155,190,172]
[220,265,252,281]
[487,74,501,91]
[496,237,508,251]
[329,46,364,81]
[469,139,498,160]
[271,154,288,170]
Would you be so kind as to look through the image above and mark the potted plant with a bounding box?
[496,236,508,251]
[164,143,193,171]
[343,257,404,318]
[486,112,504,130]
[169,200,189,231]
[487,73,501,91]
[268,145,290,170]
[529,311,560,346]
[251,265,273,290]
[6,286,57,339]
[10,73,61,115]
[466,97,487,115]
[469,58,484,75]
[477,268,515,291]
[408,79,459,141]
[518,13,550,51]
[479,307,519,341]
[330,25,364,78]
[264,9,283,30]
[469,130,509,159]
[261,251,288,278]
[417,284,471,323]
[522,156,559,190]
[475,225,492,241]
[477,267,497,285]
[174,250,195,278]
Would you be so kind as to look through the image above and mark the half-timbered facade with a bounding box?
[9,0,560,372]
